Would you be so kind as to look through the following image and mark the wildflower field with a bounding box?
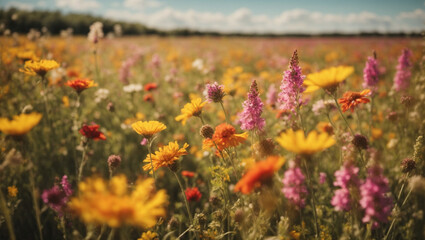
[0,34,424,240]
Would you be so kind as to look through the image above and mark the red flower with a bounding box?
[181,171,195,178]
[79,124,106,140]
[144,83,158,91]
[66,78,97,94]
[185,187,202,202]
[143,93,154,102]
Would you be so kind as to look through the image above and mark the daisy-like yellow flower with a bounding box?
[16,50,38,62]
[143,141,189,173]
[0,112,42,136]
[175,98,206,125]
[138,231,159,240]
[131,121,167,139]
[304,66,354,93]
[19,59,59,77]
[68,175,167,228]
[276,129,335,155]
[8,186,18,197]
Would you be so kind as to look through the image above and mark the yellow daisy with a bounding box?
[304,66,354,93]
[19,59,59,77]
[175,98,206,125]
[143,141,189,172]
[0,112,42,136]
[131,121,167,139]
[276,129,335,155]
[68,175,167,228]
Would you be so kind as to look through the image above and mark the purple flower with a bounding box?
[282,162,308,208]
[393,48,412,92]
[331,162,360,211]
[363,55,379,92]
[119,49,144,85]
[277,50,305,115]
[237,80,265,131]
[60,175,73,197]
[42,175,73,216]
[266,84,277,108]
[204,82,225,103]
[359,165,393,229]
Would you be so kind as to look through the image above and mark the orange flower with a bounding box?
[234,156,285,194]
[66,78,97,94]
[203,123,248,151]
[144,83,158,91]
[338,89,371,112]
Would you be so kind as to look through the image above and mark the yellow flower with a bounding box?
[276,129,335,155]
[131,121,167,139]
[16,50,38,62]
[19,59,59,77]
[68,175,167,228]
[62,96,70,107]
[175,98,206,125]
[8,186,18,197]
[143,141,189,173]
[138,231,159,240]
[0,112,42,136]
[304,66,354,93]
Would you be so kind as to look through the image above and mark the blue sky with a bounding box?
[2,0,425,33]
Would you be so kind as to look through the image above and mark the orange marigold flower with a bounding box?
[66,78,97,94]
[181,170,195,178]
[79,124,106,140]
[144,83,158,91]
[234,156,285,194]
[203,123,248,151]
[338,89,371,112]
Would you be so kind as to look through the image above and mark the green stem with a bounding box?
[148,139,157,181]
[302,159,319,240]
[106,228,116,240]
[220,101,230,123]
[173,171,193,224]
[29,167,44,240]
[0,189,16,240]
[78,142,88,182]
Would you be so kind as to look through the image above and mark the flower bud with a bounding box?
[401,158,416,173]
[200,124,214,139]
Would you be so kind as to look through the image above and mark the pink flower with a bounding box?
[393,48,412,92]
[331,162,360,211]
[204,82,225,103]
[363,56,379,92]
[237,80,265,131]
[319,172,327,184]
[359,165,393,229]
[282,162,308,208]
[42,175,73,216]
[277,50,305,115]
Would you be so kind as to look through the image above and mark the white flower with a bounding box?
[88,21,104,43]
[192,58,204,71]
[94,88,110,103]
[123,84,143,93]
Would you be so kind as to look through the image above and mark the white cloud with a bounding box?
[105,7,425,34]
[4,1,34,11]
[124,0,162,10]
[56,0,101,11]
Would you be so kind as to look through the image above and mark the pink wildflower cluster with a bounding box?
[119,49,144,85]
[331,162,360,211]
[282,162,308,208]
[266,84,278,108]
[277,50,305,115]
[42,175,73,216]
[393,48,412,92]
[237,80,265,131]
[363,55,379,92]
[359,164,393,229]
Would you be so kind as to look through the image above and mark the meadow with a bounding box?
[0,32,424,240]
